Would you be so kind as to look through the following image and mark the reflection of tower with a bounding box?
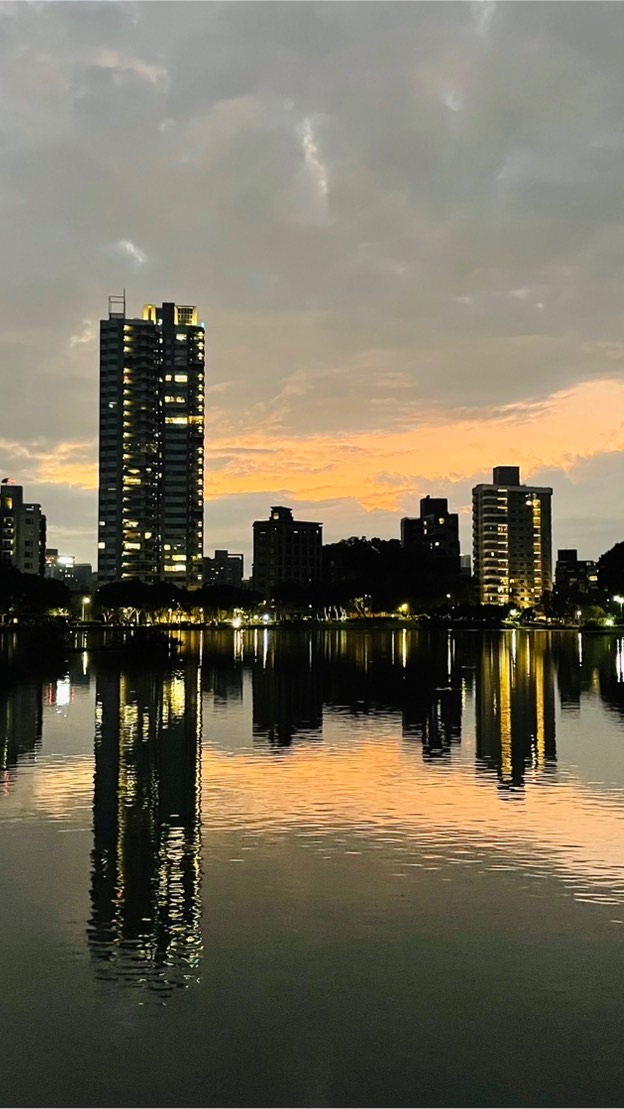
[88,660,202,995]
[0,680,43,787]
[553,633,582,714]
[402,632,462,759]
[475,632,556,791]
[201,630,244,704]
[252,634,322,747]
[586,635,624,722]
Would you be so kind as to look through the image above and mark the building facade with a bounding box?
[0,480,46,575]
[555,549,599,598]
[401,496,460,567]
[472,466,553,607]
[252,506,322,600]
[97,298,205,586]
[45,551,94,592]
[203,549,244,588]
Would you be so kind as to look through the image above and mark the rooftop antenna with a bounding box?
[108,291,126,319]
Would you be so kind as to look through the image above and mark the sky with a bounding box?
[1,0,624,571]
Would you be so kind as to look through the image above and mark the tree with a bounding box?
[0,563,71,619]
[598,542,624,597]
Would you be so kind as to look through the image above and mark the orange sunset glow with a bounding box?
[14,376,624,518]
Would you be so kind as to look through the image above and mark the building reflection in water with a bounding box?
[401,631,463,760]
[201,629,244,705]
[88,657,203,995]
[252,631,323,747]
[0,630,67,792]
[0,680,43,791]
[475,632,557,792]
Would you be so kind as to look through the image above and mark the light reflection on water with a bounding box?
[2,628,624,1105]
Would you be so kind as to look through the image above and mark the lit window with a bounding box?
[98,541,105,550]
[176,334,187,341]
[124,542,141,551]
[174,374,188,383]
[144,531,152,539]
[165,417,188,425]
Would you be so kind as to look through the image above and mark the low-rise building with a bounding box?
[203,549,244,588]
[555,549,599,597]
[401,496,460,571]
[252,506,322,600]
[1,480,46,576]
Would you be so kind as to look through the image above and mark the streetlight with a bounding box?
[81,596,91,623]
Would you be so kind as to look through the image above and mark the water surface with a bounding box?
[2,628,624,1107]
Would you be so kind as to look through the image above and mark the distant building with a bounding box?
[45,551,94,592]
[203,550,244,588]
[555,549,599,597]
[472,466,552,607]
[45,551,73,580]
[97,297,205,587]
[252,506,322,600]
[0,480,46,576]
[401,497,460,569]
[74,564,95,593]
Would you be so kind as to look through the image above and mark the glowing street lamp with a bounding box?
[81,596,91,622]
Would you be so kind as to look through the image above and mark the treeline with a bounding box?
[95,579,258,620]
[597,542,624,596]
[94,538,468,619]
[0,564,70,619]
[548,541,624,620]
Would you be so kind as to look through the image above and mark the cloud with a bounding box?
[93,49,169,89]
[69,320,95,349]
[106,239,148,266]
[0,2,624,563]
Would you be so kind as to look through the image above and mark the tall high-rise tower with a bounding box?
[97,298,205,586]
[472,466,552,608]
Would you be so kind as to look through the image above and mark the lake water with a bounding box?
[2,628,624,1108]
